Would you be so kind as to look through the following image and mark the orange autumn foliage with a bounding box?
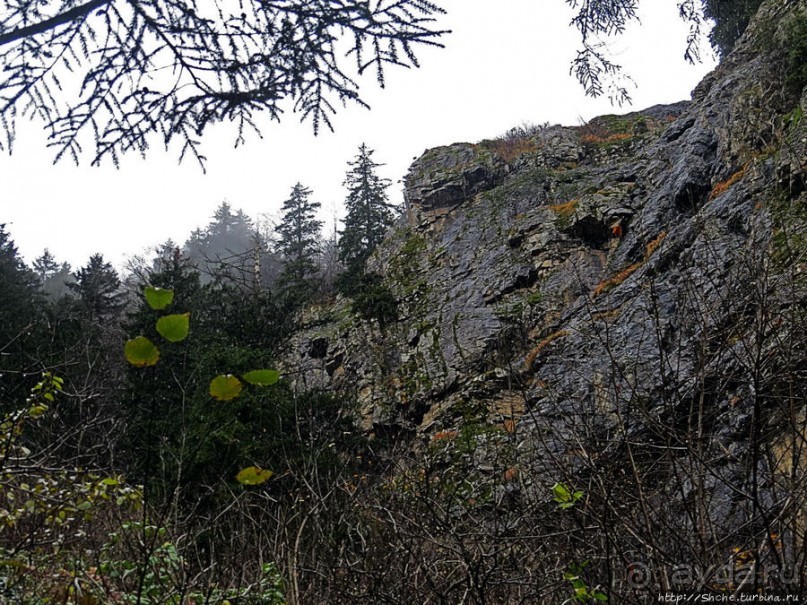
[524,330,570,370]
[644,231,667,257]
[592,262,644,298]
[432,430,458,442]
[503,466,519,482]
[592,231,667,298]
[548,199,579,219]
[709,167,746,200]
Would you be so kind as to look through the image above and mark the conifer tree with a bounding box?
[70,254,126,320]
[275,183,323,304]
[185,202,262,284]
[32,249,73,298]
[702,0,764,56]
[32,249,59,282]
[338,144,394,281]
[0,224,41,402]
[1,0,446,165]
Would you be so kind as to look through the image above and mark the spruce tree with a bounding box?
[338,144,394,284]
[275,183,323,305]
[702,0,764,57]
[32,249,73,298]
[0,224,42,402]
[184,202,264,285]
[69,254,126,321]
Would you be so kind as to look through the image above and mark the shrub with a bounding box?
[579,131,633,146]
[783,15,807,97]
[349,273,399,326]
[484,137,539,164]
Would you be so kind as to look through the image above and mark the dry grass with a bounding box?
[548,199,579,219]
[592,262,644,298]
[709,167,746,200]
[524,330,570,370]
[432,430,458,442]
[580,132,633,145]
[502,419,517,434]
[485,137,538,164]
[644,230,667,257]
[592,231,667,298]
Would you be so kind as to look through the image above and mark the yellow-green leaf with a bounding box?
[156,313,190,342]
[28,404,48,419]
[144,286,174,310]
[209,375,242,401]
[124,337,160,367]
[242,369,280,386]
[236,466,273,485]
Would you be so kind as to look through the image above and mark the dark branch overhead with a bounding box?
[0,0,763,165]
[0,0,448,167]
[0,0,110,47]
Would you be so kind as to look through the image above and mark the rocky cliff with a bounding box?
[280,0,806,598]
[290,0,804,435]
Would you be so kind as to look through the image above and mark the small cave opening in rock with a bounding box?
[308,337,329,359]
[570,216,611,247]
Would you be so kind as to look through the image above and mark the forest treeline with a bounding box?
[0,144,401,603]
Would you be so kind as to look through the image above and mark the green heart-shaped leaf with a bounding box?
[144,286,174,310]
[156,313,190,342]
[242,369,280,386]
[236,466,273,485]
[209,374,242,401]
[124,337,160,367]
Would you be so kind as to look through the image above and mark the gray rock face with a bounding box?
[285,0,806,531]
[404,143,505,215]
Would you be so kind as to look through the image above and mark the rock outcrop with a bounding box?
[288,0,804,529]
[279,1,806,597]
[289,0,804,443]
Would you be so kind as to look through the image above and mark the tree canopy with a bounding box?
[702,0,765,57]
[184,202,263,284]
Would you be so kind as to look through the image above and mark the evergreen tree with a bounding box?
[32,248,73,299]
[69,254,127,321]
[338,144,395,279]
[0,224,41,402]
[185,202,260,283]
[275,183,323,304]
[703,0,765,56]
[32,248,58,281]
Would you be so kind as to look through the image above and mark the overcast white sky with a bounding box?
[2,0,717,270]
